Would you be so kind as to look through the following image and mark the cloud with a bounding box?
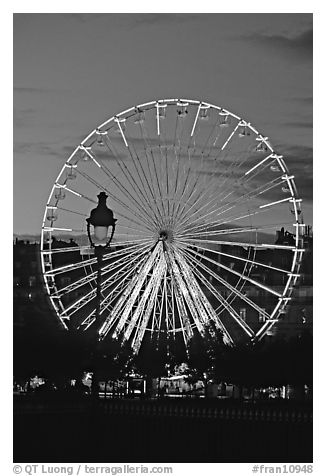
[292,96,313,105]
[59,12,200,32]
[14,87,45,93]
[128,13,200,29]
[276,144,313,201]
[277,144,312,166]
[241,28,312,61]
[282,121,313,129]
[192,143,312,204]
[13,108,38,128]
[68,13,93,23]
[14,141,62,158]
[14,87,69,94]
[14,87,52,94]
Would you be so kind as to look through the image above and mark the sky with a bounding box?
[13,13,313,236]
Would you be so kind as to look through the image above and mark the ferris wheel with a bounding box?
[40,98,305,355]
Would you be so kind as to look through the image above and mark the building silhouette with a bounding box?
[13,227,312,341]
[13,238,58,332]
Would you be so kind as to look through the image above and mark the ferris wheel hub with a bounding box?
[159,229,174,243]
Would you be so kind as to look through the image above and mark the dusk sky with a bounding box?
[13,13,312,236]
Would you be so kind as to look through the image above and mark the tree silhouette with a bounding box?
[186,324,227,396]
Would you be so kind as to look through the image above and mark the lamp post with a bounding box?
[86,191,117,397]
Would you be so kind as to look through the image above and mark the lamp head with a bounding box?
[86,192,117,246]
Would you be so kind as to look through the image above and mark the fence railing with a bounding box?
[13,396,312,423]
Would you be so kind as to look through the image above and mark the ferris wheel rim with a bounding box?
[41,97,304,351]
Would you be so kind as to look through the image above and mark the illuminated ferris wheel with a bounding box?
[40,98,305,354]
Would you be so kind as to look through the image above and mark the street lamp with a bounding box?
[86,191,117,396]
[86,191,117,324]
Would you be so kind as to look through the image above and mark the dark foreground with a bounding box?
[14,396,312,463]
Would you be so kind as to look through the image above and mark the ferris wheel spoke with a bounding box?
[110,241,152,258]
[180,246,269,329]
[66,242,154,324]
[99,243,162,338]
[78,259,147,330]
[113,232,153,242]
[225,157,288,206]
[164,242,194,344]
[176,224,276,239]
[172,143,209,227]
[220,121,242,151]
[173,164,241,231]
[114,214,154,235]
[254,299,289,340]
[111,245,163,339]
[54,242,152,298]
[54,206,88,217]
[150,274,167,338]
[255,322,277,341]
[137,115,168,214]
[130,137,165,223]
[174,207,271,237]
[198,115,222,156]
[174,143,220,219]
[216,172,286,209]
[149,142,170,221]
[175,222,294,243]
[192,265,255,337]
[166,275,176,335]
[178,247,255,337]
[150,147,170,220]
[169,162,194,223]
[42,226,85,234]
[44,237,152,278]
[245,153,278,176]
[181,242,282,297]
[214,146,269,196]
[170,272,194,346]
[169,151,183,227]
[172,111,181,147]
[162,145,172,219]
[218,173,284,207]
[42,246,82,255]
[166,248,206,337]
[62,164,154,232]
[169,110,189,217]
[122,253,167,345]
[171,142,206,221]
[253,296,288,341]
[102,134,164,227]
[210,141,252,184]
[132,264,166,353]
[175,174,284,235]
[77,260,144,331]
[172,246,234,344]
[77,157,159,230]
[85,139,160,228]
[170,151,191,226]
[50,205,152,240]
[187,140,256,210]
[175,191,269,238]
[175,238,290,274]
[125,145,165,228]
[44,256,97,276]
[112,237,156,249]
[178,236,295,251]
[53,182,97,204]
[115,222,152,236]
